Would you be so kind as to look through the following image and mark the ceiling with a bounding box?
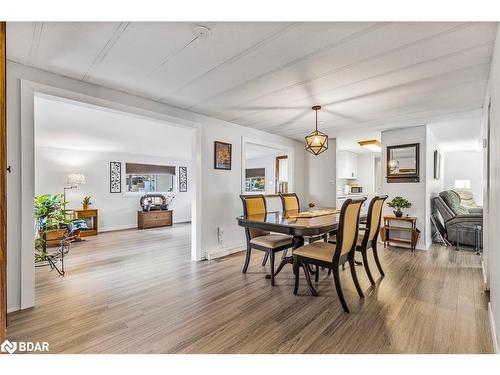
[428,111,484,152]
[35,94,194,159]
[8,22,498,140]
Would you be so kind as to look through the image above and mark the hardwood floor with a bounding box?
[7,223,493,353]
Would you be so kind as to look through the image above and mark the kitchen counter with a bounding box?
[336,193,369,199]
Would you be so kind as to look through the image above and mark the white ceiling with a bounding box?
[428,111,484,152]
[8,22,498,140]
[34,94,194,159]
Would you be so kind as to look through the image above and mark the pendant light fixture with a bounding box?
[305,105,328,155]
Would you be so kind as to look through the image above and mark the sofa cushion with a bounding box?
[456,190,478,209]
[439,190,468,215]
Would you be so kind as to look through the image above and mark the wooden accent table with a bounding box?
[381,215,419,251]
[138,210,173,229]
[75,209,98,237]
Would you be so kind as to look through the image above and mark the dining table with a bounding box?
[236,208,367,295]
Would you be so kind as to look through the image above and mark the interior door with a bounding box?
[0,21,7,343]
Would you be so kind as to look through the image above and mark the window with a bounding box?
[245,168,265,192]
[125,163,175,193]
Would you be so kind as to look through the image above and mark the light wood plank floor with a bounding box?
[7,223,493,353]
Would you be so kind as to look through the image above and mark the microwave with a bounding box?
[350,186,363,193]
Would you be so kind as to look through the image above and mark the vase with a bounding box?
[82,204,88,210]
[394,209,403,218]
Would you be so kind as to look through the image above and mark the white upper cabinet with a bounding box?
[337,151,358,179]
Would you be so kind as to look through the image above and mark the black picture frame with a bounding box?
[110,161,122,193]
[386,143,420,183]
[179,166,188,192]
[214,141,232,170]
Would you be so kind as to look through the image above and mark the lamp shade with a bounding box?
[454,179,470,189]
[305,130,328,155]
[67,173,86,187]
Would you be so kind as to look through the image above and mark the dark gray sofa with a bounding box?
[432,190,482,247]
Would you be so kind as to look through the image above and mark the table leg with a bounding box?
[266,236,303,280]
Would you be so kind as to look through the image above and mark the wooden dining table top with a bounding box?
[237,208,367,237]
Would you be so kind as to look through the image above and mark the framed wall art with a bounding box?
[179,166,188,192]
[110,161,122,193]
[214,141,232,170]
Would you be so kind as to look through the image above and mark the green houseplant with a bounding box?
[387,196,412,217]
[82,195,92,210]
[34,194,69,262]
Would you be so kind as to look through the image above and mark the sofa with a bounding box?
[432,190,482,247]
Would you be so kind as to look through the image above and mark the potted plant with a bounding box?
[387,196,412,217]
[34,194,69,261]
[82,196,92,210]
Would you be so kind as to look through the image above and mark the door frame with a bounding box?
[17,79,202,309]
[1,21,7,342]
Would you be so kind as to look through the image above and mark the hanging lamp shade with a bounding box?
[305,105,328,155]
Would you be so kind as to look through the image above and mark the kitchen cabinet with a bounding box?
[337,151,358,179]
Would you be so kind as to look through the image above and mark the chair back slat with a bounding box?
[366,195,388,242]
[280,193,300,211]
[240,195,269,239]
[335,198,366,258]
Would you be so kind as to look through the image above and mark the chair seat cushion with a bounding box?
[328,232,365,247]
[250,234,293,249]
[293,242,335,262]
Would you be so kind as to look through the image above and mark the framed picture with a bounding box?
[214,141,232,170]
[433,150,441,180]
[110,161,122,193]
[179,166,188,192]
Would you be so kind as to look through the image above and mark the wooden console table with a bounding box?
[381,215,419,251]
[75,209,98,237]
[138,210,173,229]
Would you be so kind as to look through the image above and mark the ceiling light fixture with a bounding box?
[305,105,328,155]
[358,139,381,152]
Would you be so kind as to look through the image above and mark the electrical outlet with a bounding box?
[217,227,224,244]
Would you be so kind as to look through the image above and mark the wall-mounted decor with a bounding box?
[214,141,232,170]
[433,150,441,180]
[179,166,188,192]
[386,143,420,183]
[110,161,122,193]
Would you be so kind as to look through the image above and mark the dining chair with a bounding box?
[292,197,366,313]
[354,195,388,284]
[240,195,294,286]
[279,193,325,244]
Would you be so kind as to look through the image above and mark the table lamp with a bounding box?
[454,179,470,191]
[64,173,86,207]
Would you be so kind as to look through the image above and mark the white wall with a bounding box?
[442,151,484,205]
[485,26,500,352]
[35,147,193,230]
[305,139,336,208]
[245,156,276,194]
[381,126,427,249]
[6,61,305,312]
[425,127,444,248]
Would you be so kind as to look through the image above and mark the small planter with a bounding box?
[394,210,403,218]
[82,204,89,210]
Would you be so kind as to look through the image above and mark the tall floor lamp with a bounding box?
[63,173,86,209]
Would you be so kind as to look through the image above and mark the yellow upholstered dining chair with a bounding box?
[354,195,388,285]
[280,192,300,212]
[292,197,366,313]
[240,195,293,286]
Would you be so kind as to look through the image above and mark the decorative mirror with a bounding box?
[386,143,420,183]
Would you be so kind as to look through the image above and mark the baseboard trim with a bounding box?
[7,305,21,314]
[482,260,490,291]
[206,243,245,260]
[488,302,499,354]
[100,221,191,233]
